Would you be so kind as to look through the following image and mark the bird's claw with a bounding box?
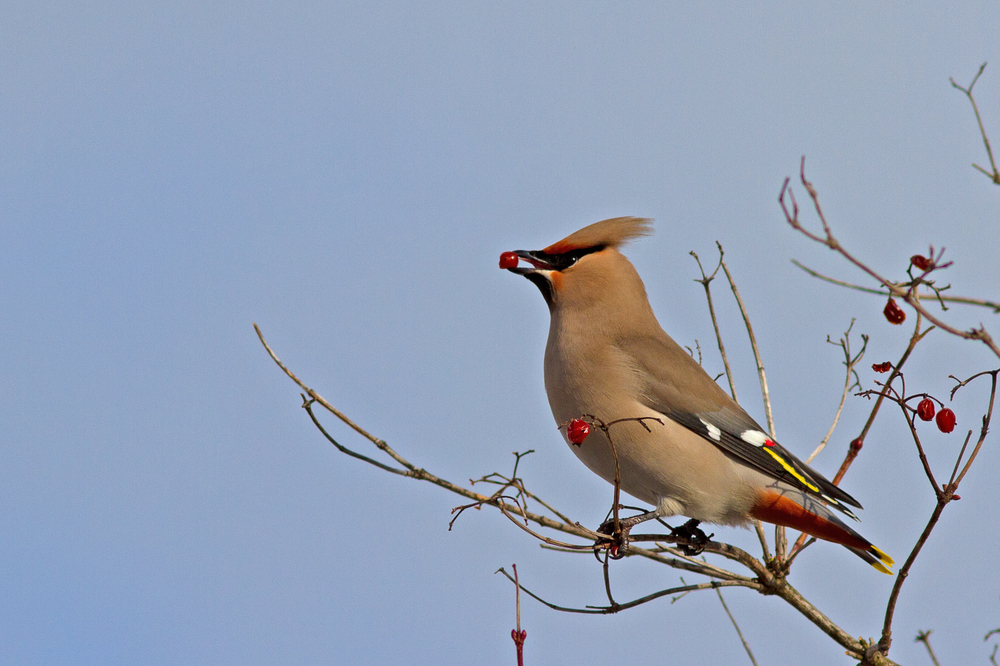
[670,518,712,556]
[595,519,631,559]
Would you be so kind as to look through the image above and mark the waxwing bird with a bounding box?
[502,217,893,573]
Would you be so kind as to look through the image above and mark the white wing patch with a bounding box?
[740,429,771,447]
[699,418,722,442]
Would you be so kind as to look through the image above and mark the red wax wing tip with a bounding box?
[884,298,906,325]
[567,419,591,445]
[764,439,775,447]
[936,408,956,433]
[916,398,936,422]
[499,251,519,269]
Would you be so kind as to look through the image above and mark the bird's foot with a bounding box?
[669,518,713,556]
[595,510,658,560]
[596,517,631,559]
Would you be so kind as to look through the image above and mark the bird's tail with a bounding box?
[751,485,894,574]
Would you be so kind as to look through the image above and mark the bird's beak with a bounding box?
[503,250,557,308]
[506,250,558,274]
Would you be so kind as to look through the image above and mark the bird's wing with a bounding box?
[623,331,862,517]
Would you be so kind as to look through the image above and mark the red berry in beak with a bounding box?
[884,298,906,325]
[567,419,591,445]
[910,255,933,272]
[499,251,519,269]
[916,398,936,422]
[936,408,956,433]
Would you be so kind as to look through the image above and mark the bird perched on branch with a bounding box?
[501,217,893,573]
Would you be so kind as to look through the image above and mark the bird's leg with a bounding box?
[596,510,659,559]
[669,518,713,556]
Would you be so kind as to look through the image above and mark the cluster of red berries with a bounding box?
[872,362,957,433]
[914,398,957,433]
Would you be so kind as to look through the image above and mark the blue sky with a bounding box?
[2,2,999,664]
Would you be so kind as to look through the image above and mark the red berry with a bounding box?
[916,398,936,422]
[935,408,956,433]
[872,362,892,373]
[567,419,591,445]
[910,255,933,272]
[499,251,519,269]
[883,298,906,325]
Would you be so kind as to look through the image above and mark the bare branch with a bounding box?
[715,586,760,666]
[914,630,941,666]
[780,163,1000,359]
[497,567,751,615]
[691,247,739,402]
[719,244,776,439]
[791,260,1000,313]
[806,321,867,463]
[951,62,1000,185]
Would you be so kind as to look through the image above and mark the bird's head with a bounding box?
[501,217,653,311]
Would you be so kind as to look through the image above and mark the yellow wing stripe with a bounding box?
[763,447,820,494]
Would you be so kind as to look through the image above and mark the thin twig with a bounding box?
[914,630,941,666]
[950,62,1000,184]
[719,245,776,438]
[715,586,759,666]
[806,321,867,463]
[691,248,739,401]
[496,567,750,614]
[791,260,1000,313]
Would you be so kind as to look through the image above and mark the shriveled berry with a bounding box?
[935,408,956,433]
[499,251,519,269]
[884,298,906,325]
[910,255,933,272]
[567,419,591,445]
[916,398,935,421]
[872,362,892,373]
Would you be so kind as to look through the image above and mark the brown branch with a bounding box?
[878,500,947,657]
[781,161,1000,360]
[876,369,998,659]
[258,322,889,661]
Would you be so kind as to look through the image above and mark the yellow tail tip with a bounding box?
[870,545,894,575]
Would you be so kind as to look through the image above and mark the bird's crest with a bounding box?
[542,217,653,255]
